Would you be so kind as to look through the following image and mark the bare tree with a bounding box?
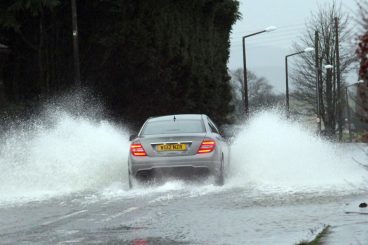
[230,68,282,120]
[291,1,355,135]
[356,1,368,81]
[355,1,368,125]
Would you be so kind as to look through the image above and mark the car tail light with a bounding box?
[130,142,147,157]
[197,139,216,154]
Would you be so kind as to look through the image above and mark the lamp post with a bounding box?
[324,64,334,136]
[242,26,277,116]
[71,0,81,87]
[344,81,363,142]
[285,47,314,117]
[325,64,333,70]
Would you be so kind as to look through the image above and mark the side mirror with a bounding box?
[129,135,137,141]
[220,126,234,139]
[220,125,236,144]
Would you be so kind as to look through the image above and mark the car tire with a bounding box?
[215,157,224,186]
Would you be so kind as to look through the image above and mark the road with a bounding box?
[1,112,368,244]
[0,181,367,244]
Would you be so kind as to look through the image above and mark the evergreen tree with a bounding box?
[0,0,239,127]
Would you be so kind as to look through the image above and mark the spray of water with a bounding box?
[229,110,368,193]
[0,109,130,204]
[0,100,367,205]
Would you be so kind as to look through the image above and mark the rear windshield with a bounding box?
[141,119,205,135]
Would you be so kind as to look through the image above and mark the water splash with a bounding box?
[0,105,367,205]
[0,109,130,204]
[229,110,368,193]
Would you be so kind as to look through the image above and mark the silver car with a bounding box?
[128,114,230,188]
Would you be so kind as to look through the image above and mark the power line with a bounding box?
[231,26,306,38]
[231,25,358,49]
[230,26,306,40]
[231,31,305,43]
[230,22,306,36]
[231,34,304,48]
[341,2,357,15]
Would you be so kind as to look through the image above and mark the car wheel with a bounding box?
[215,157,224,186]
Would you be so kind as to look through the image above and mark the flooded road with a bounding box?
[0,110,367,244]
[0,183,367,244]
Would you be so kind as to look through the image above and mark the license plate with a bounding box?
[157,144,187,152]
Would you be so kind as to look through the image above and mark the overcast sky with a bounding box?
[228,0,359,92]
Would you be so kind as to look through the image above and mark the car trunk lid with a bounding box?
[139,133,206,157]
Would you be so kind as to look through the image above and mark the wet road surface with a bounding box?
[1,111,368,244]
[0,183,367,244]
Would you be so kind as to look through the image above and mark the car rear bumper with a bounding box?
[129,153,220,177]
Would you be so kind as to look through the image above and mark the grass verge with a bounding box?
[296,225,331,245]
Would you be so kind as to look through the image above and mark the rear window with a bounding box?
[141,119,205,135]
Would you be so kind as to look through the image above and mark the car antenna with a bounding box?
[173,115,176,122]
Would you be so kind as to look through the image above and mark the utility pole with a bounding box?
[242,37,248,116]
[71,0,81,87]
[333,53,337,128]
[285,56,289,117]
[315,30,321,133]
[335,17,342,141]
[345,87,352,142]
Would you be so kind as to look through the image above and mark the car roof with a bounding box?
[147,114,206,122]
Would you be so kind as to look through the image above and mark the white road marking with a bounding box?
[102,207,139,222]
[57,238,85,244]
[148,194,174,204]
[42,210,88,226]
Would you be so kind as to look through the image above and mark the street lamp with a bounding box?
[344,80,363,142]
[320,67,358,141]
[71,0,81,87]
[242,26,277,116]
[285,47,314,117]
[324,64,333,70]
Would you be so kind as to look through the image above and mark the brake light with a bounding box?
[197,139,216,154]
[130,143,147,156]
